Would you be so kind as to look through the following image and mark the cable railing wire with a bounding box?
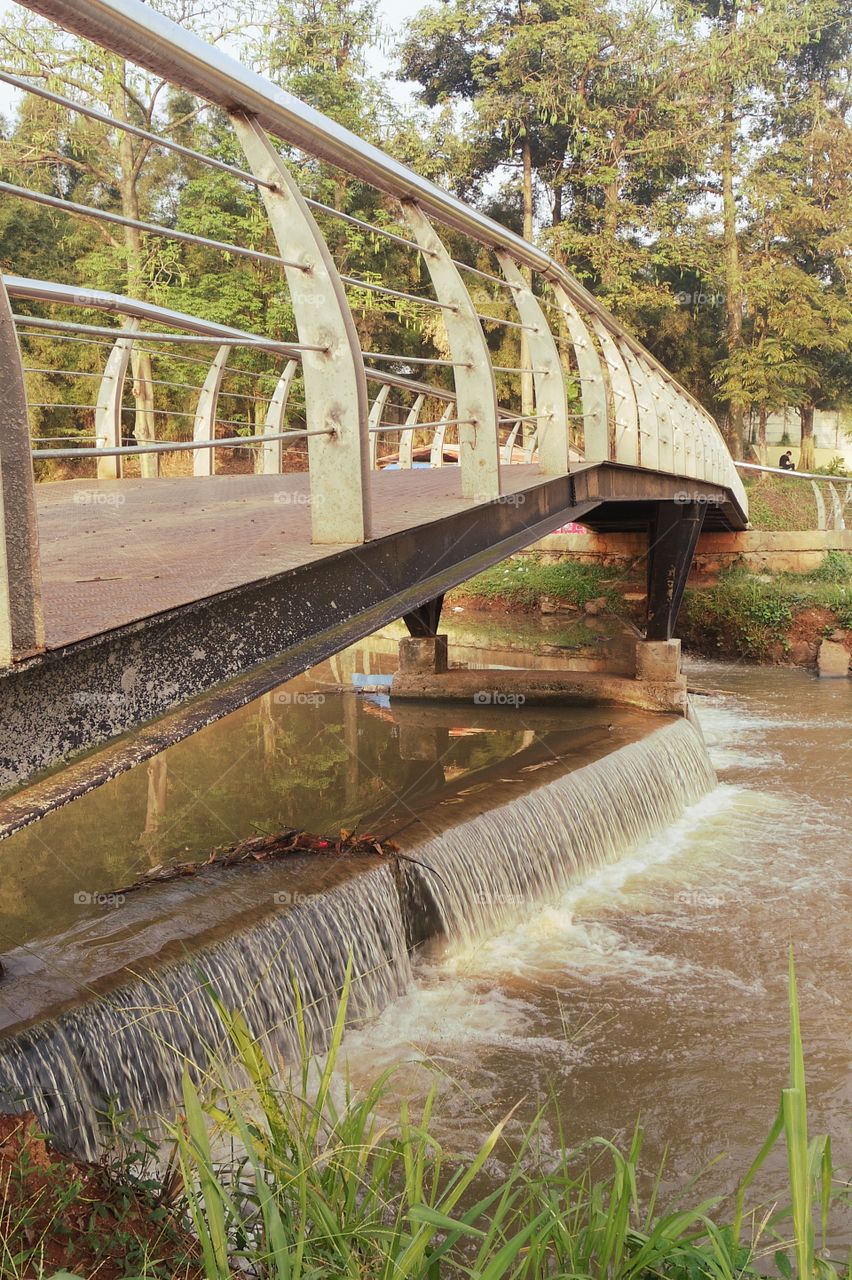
[0,69,276,189]
[0,182,307,271]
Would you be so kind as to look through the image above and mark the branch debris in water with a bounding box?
[114,827,400,897]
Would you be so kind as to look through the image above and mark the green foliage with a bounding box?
[744,473,820,532]
[809,550,852,584]
[452,555,624,610]
[683,570,795,660]
[682,562,852,659]
[27,957,851,1280]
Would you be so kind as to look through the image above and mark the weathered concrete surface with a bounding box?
[817,638,850,678]
[636,638,681,682]
[391,667,688,716]
[529,528,852,577]
[398,634,449,674]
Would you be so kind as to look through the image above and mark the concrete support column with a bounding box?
[0,276,44,664]
[400,593,447,674]
[636,638,682,682]
[398,635,449,675]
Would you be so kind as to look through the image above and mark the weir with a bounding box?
[0,718,716,1157]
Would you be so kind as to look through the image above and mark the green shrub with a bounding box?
[808,551,852,584]
[683,573,795,660]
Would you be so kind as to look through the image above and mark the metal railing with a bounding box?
[736,461,850,530]
[0,0,747,664]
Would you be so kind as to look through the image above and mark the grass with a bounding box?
[450,550,852,662]
[5,953,845,1280]
[743,473,822,532]
[449,559,628,611]
[682,554,852,660]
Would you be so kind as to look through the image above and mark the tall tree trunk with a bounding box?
[757,404,768,464]
[799,402,816,472]
[601,173,619,298]
[519,133,534,441]
[111,68,159,478]
[721,101,745,460]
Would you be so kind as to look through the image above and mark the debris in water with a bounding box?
[113,826,400,897]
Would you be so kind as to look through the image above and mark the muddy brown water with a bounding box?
[0,617,849,1240]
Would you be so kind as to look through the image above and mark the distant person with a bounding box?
[778,450,795,470]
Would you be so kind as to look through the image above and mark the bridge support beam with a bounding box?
[645,501,706,642]
[0,276,44,664]
[399,594,447,674]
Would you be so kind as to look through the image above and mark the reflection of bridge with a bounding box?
[0,0,747,798]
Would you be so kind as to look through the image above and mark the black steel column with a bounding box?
[403,593,445,638]
[645,502,706,641]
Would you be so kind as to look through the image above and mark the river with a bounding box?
[0,617,849,1231]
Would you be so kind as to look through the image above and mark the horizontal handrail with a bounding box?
[5,277,461,404]
[34,429,327,459]
[736,461,852,483]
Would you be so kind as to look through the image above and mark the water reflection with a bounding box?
[1,628,643,951]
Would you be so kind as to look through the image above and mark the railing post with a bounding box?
[502,419,522,462]
[690,407,707,482]
[0,276,44,663]
[231,112,371,543]
[618,342,659,471]
[524,429,539,464]
[399,394,424,469]
[651,376,676,473]
[496,254,569,475]
[589,318,639,465]
[430,403,452,467]
[811,480,827,530]
[401,202,500,501]
[550,285,608,462]
[193,344,231,478]
[95,319,137,480]
[368,384,391,470]
[260,358,297,474]
[681,402,696,478]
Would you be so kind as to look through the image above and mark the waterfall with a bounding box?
[0,863,411,1158]
[401,718,715,945]
[0,718,715,1157]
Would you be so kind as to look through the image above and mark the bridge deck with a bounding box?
[3,461,744,805]
[37,465,564,650]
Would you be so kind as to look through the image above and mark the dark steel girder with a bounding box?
[0,464,745,820]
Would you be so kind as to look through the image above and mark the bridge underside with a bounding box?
[0,463,746,823]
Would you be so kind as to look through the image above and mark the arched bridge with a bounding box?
[0,0,748,805]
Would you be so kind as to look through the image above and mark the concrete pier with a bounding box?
[391,666,688,716]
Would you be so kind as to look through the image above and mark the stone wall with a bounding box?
[528,528,852,579]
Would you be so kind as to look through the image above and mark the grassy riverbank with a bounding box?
[448,552,852,665]
[1,959,848,1279]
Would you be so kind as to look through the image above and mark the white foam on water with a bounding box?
[343,782,757,1089]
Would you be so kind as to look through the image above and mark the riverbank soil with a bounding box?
[0,1111,202,1278]
[446,552,852,667]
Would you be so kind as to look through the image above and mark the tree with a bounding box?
[0,3,243,473]
[714,0,852,468]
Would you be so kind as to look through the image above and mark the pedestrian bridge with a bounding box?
[0,0,747,807]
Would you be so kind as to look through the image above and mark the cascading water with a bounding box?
[0,717,716,1157]
[405,718,716,945]
[0,863,412,1158]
